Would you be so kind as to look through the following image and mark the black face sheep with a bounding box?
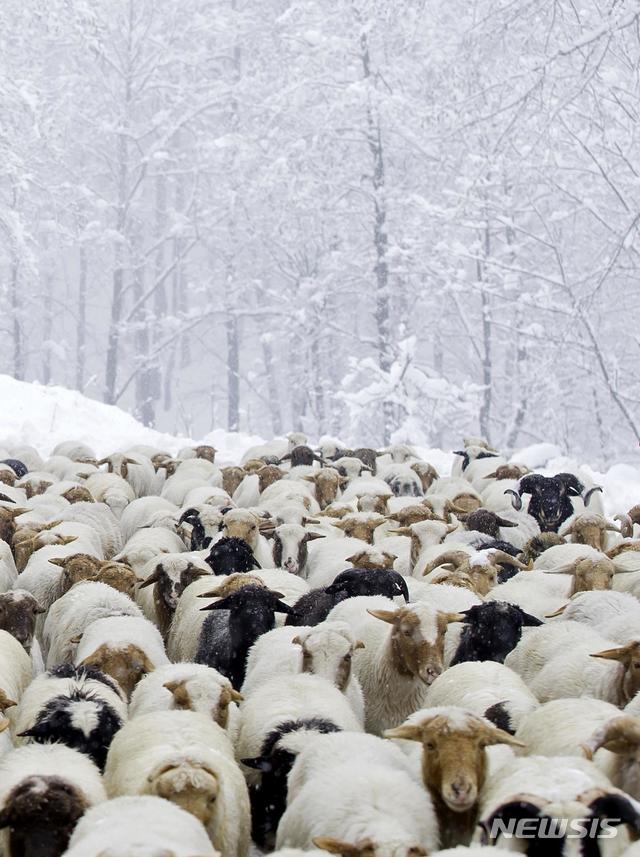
[0,459,28,479]
[205,536,261,575]
[506,473,602,532]
[463,509,518,540]
[197,585,293,688]
[243,718,342,849]
[448,602,542,666]
[279,445,324,467]
[285,569,409,627]
[139,558,209,639]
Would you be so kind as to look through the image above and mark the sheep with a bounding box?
[204,536,261,575]
[84,471,135,517]
[64,794,218,857]
[547,590,640,629]
[541,553,618,596]
[506,472,601,532]
[444,602,542,667]
[43,580,144,668]
[0,541,18,593]
[103,710,250,857]
[242,622,365,720]
[484,569,573,619]
[74,615,169,699]
[60,501,123,558]
[97,451,158,498]
[474,754,639,854]
[381,464,424,498]
[332,456,374,480]
[519,531,566,564]
[129,662,242,742]
[51,441,96,462]
[218,508,274,567]
[424,549,530,597]
[580,713,640,800]
[137,554,210,638]
[0,743,106,857]
[13,664,127,769]
[116,526,186,579]
[327,595,462,734]
[236,673,364,778]
[330,512,388,544]
[284,568,409,627]
[385,707,523,849]
[561,512,621,551]
[258,480,320,518]
[271,523,325,575]
[506,622,640,706]
[300,468,347,510]
[305,537,397,588]
[119,496,180,543]
[243,720,344,849]
[422,662,539,734]
[221,465,247,496]
[43,552,136,599]
[177,505,225,550]
[0,630,36,719]
[196,585,293,688]
[275,759,438,857]
[0,590,44,655]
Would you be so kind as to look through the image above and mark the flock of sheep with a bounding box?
[0,432,640,856]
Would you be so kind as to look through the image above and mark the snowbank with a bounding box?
[0,375,263,464]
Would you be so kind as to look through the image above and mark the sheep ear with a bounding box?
[355,640,365,650]
[520,611,543,626]
[139,566,163,588]
[59,536,77,545]
[332,520,348,530]
[124,458,138,465]
[0,719,10,734]
[383,724,423,742]
[440,611,466,624]
[387,527,412,536]
[275,601,294,615]
[48,557,68,568]
[481,724,526,749]
[241,756,273,772]
[313,838,363,856]
[163,680,191,708]
[367,608,398,624]
[0,690,17,711]
[591,645,633,662]
[301,475,317,483]
[291,636,303,646]
[304,532,326,542]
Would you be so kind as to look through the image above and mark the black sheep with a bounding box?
[279,445,324,467]
[243,718,341,848]
[205,536,260,575]
[0,459,28,478]
[196,585,292,688]
[506,473,601,532]
[450,602,542,666]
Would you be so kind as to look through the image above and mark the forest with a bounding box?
[1,0,639,462]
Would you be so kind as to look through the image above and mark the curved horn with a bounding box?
[583,486,603,506]
[504,489,522,511]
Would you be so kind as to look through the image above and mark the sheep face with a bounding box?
[0,775,88,857]
[0,507,25,544]
[0,591,44,653]
[194,445,217,462]
[583,714,640,762]
[571,557,615,595]
[49,553,103,592]
[162,679,242,729]
[293,626,363,691]
[221,466,245,496]
[257,465,284,493]
[205,537,260,575]
[591,640,640,705]
[149,762,218,825]
[451,602,542,666]
[563,515,618,551]
[333,515,387,543]
[410,462,438,493]
[368,606,460,686]
[520,532,565,564]
[303,469,346,509]
[272,524,325,575]
[357,494,390,515]
[510,473,588,532]
[223,511,260,547]
[80,644,155,700]
[386,711,523,813]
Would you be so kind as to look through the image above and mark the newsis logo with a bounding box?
[486,817,620,841]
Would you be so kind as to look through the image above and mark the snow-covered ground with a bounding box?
[1,374,638,513]
[0,374,263,465]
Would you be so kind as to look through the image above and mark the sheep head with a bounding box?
[385,709,524,813]
[0,591,44,653]
[49,553,103,593]
[582,715,640,761]
[221,466,246,496]
[162,679,242,729]
[96,561,138,598]
[292,624,364,691]
[148,761,218,825]
[544,556,615,595]
[561,513,619,551]
[80,643,155,700]
[367,606,462,686]
[332,514,387,543]
[61,486,94,504]
[313,837,427,857]
[346,550,396,570]
[591,640,640,705]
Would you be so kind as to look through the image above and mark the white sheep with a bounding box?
[119,496,181,543]
[276,758,438,857]
[241,622,365,722]
[103,710,249,857]
[84,471,135,518]
[63,794,218,857]
[326,595,459,735]
[116,527,186,579]
[305,537,392,588]
[129,662,242,743]
[0,630,34,719]
[423,661,538,733]
[59,501,123,558]
[236,673,363,775]
[74,615,169,699]
[43,580,144,668]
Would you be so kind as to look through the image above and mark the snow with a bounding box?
[0,375,263,465]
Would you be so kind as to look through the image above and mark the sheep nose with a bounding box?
[451,780,472,800]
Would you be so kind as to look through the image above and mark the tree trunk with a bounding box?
[75,243,88,391]
[10,257,23,380]
[477,223,492,442]
[261,334,282,436]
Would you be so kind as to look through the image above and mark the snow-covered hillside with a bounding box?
[0,375,263,464]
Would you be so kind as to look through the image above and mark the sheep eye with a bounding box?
[344,653,352,662]
[425,741,436,751]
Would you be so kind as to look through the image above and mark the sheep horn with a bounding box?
[504,489,522,511]
[614,514,633,538]
[584,486,603,506]
[489,550,529,569]
[0,495,14,504]
[139,566,163,588]
[545,604,568,618]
